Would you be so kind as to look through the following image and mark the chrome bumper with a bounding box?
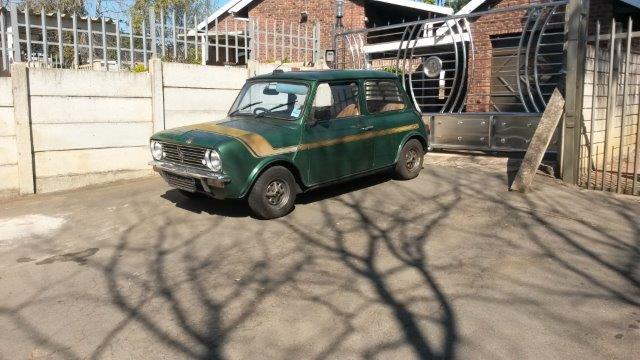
[149,160,230,183]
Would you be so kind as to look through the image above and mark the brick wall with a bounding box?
[247,0,365,60]
[207,0,365,63]
[466,0,532,112]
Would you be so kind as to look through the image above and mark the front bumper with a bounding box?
[150,160,231,195]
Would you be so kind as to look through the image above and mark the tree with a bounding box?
[9,0,86,14]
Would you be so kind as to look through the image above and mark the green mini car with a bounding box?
[150,70,428,219]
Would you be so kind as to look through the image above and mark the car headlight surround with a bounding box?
[204,149,222,172]
[150,140,164,160]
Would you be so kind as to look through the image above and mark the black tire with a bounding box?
[248,166,297,219]
[178,189,205,199]
[394,139,424,180]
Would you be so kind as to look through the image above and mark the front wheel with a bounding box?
[248,166,297,219]
[394,139,424,180]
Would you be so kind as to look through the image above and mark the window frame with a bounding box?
[311,80,364,123]
[363,78,409,115]
[228,79,312,122]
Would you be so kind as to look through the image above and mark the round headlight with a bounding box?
[150,141,163,160]
[204,149,222,172]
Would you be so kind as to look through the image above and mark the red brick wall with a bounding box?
[466,0,532,112]
[247,0,365,62]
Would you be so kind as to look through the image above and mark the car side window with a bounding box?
[313,82,360,120]
[364,80,407,114]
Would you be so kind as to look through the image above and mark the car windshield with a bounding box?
[229,81,310,121]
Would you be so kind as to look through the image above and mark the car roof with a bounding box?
[250,69,399,82]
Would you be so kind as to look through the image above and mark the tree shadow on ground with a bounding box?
[2,163,639,359]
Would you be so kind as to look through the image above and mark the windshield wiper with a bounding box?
[229,101,263,116]
[255,101,298,118]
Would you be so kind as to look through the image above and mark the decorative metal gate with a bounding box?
[334,1,568,151]
[578,18,640,196]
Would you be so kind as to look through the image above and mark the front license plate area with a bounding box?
[164,172,197,192]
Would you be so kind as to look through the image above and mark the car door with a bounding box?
[363,79,415,168]
[302,81,374,185]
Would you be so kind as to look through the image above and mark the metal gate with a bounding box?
[334,1,567,151]
[578,17,640,196]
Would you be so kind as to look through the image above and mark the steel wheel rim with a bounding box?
[265,179,290,208]
[405,148,421,171]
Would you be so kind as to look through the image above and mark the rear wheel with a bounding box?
[394,139,424,180]
[248,166,296,219]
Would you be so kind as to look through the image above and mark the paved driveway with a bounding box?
[1,154,639,359]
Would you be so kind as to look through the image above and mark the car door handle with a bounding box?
[361,125,374,131]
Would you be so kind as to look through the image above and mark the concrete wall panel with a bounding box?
[30,97,152,124]
[164,88,238,112]
[36,169,154,194]
[0,78,13,106]
[35,146,150,177]
[165,110,229,129]
[32,122,153,151]
[28,68,152,98]
[0,108,15,136]
[0,136,18,165]
[0,164,19,194]
[162,62,247,89]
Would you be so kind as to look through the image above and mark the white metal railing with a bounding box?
[0,2,320,73]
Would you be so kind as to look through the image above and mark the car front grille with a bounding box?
[160,142,207,169]
[164,172,197,192]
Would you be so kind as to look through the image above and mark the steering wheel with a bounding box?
[253,107,269,116]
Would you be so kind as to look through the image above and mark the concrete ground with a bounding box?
[0,153,639,360]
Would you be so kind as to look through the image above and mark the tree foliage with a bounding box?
[6,0,86,14]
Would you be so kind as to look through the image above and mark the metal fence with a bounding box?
[333,1,567,115]
[578,17,640,196]
[0,3,320,73]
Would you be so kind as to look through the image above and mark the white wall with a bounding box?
[0,77,18,198]
[162,62,247,129]
[27,69,154,193]
[0,62,259,197]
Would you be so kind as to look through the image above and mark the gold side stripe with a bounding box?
[298,124,419,151]
[187,123,419,157]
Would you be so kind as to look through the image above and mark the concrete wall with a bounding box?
[162,62,247,129]
[28,69,154,193]
[0,61,256,197]
[0,77,18,198]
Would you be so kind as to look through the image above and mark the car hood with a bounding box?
[151,117,301,156]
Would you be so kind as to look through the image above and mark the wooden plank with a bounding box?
[511,89,565,192]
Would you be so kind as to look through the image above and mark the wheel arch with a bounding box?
[394,132,428,163]
[241,158,305,198]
